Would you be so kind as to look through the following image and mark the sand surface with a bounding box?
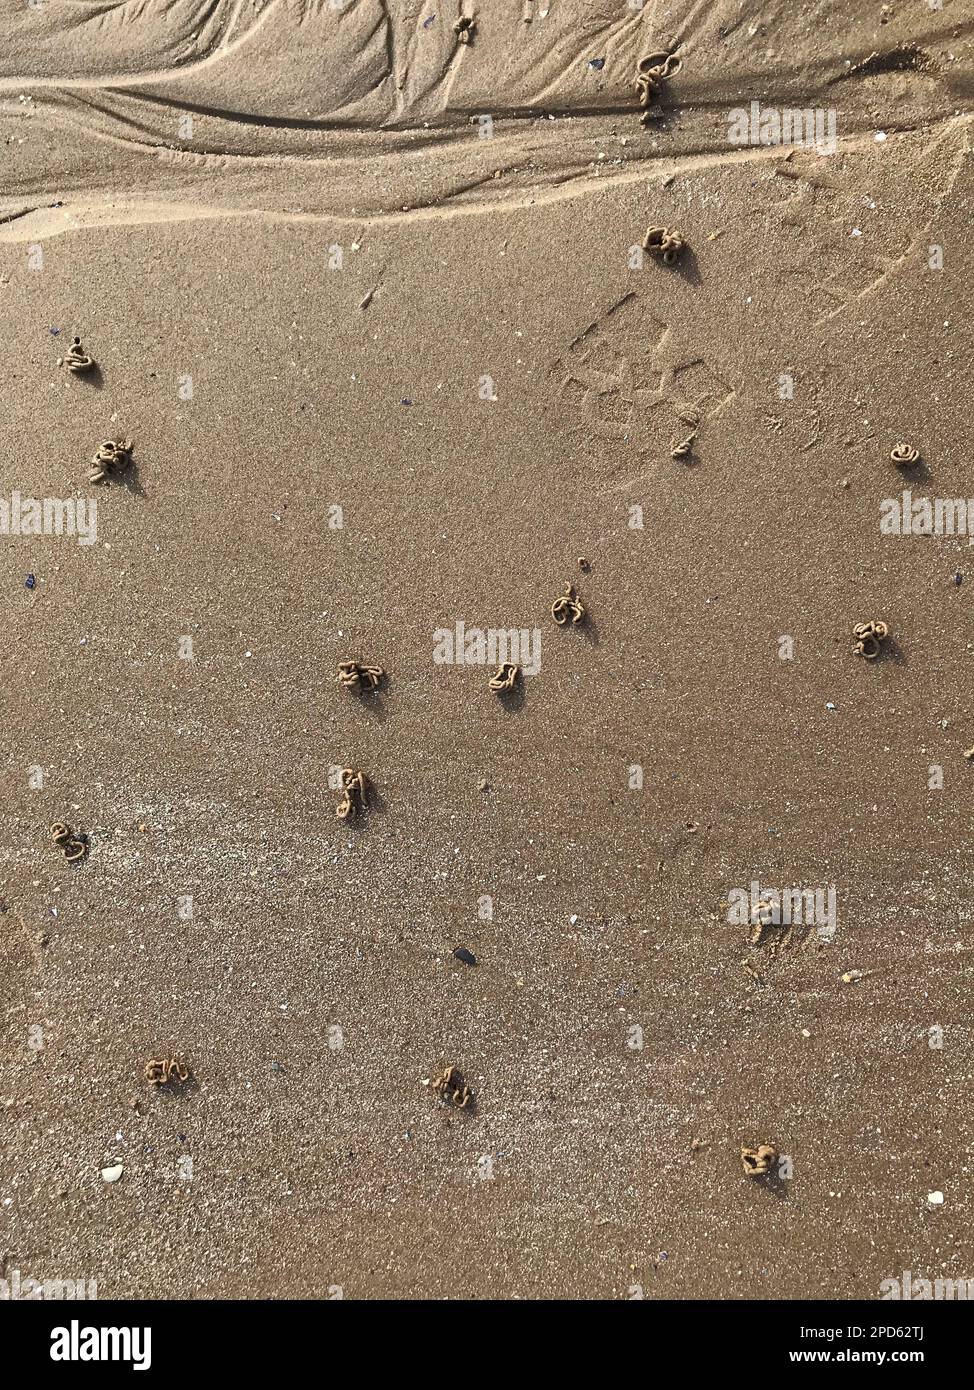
[2,0,974,1300]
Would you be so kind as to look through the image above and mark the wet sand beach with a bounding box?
[2,1,974,1300]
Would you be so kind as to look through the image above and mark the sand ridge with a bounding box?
[1,2,971,220]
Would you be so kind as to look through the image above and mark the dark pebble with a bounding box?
[589,58,606,70]
[25,574,35,590]
[453,946,477,966]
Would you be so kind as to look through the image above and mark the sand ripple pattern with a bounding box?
[0,1,969,221]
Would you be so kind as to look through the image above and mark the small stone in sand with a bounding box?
[101,1164,124,1183]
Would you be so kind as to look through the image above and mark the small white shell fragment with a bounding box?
[101,1164,124,1183]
